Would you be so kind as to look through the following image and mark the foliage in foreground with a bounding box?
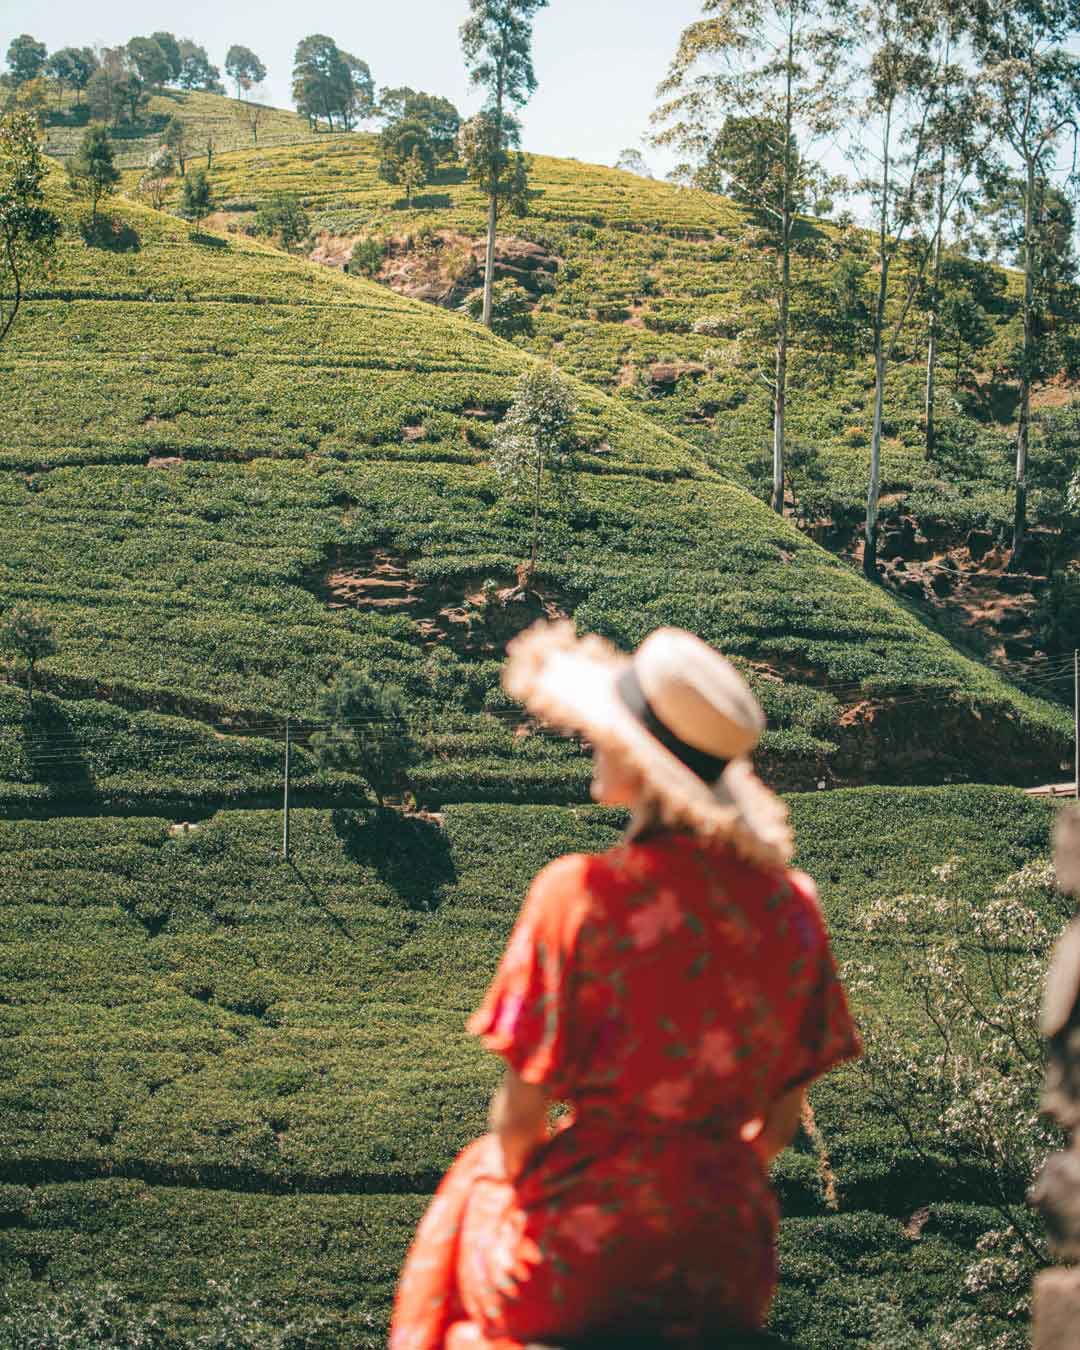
[0,787,1062,1346]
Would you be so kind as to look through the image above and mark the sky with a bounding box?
[0,0,705,176]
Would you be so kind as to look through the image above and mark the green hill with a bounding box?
[0,150,1071,1347]
[0,172,1070,812]
[42,89,317,169]
[0,786,1058,1345]
[160,129,1057,548]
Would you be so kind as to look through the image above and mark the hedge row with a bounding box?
[0,1182,1015,1347]
[0,790,1055,1199]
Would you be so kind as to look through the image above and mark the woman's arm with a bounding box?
[488,1068,549,1179]
[741,1086,805,1166]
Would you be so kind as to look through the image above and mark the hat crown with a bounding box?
[634,628,764,762]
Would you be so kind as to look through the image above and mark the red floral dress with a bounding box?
[391,831,861,1350]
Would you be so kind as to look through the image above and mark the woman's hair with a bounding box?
[618,753,792,867]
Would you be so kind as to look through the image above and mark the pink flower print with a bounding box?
[492,992,525,1041]
[647,1077,693,1120]
[698,1027,736,1076]
[559,1203,618,1256]
[629,889,682,949]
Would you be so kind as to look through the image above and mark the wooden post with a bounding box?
[282,718,291,861]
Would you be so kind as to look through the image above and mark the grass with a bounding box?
[144,123,1055,537]
[41,89,319,169]
[1,170,1070,808]
[0,787,1060,1344]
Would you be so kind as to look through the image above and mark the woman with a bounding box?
[392,621,861,1349]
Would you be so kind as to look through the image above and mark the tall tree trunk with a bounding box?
[866,325,887,581]
[772,24,795,516]
[924,174,945,460]
[925,33,950,462]
[772,306,788,513]
[483,191,499,329]
[0,233,23,346]
[1012,155,1036,567]
[865,103,892,583]
[530,449,542,574]
[482,61,507,331]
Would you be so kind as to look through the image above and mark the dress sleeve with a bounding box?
[781,871,862,1095]
[466,853,588,1096]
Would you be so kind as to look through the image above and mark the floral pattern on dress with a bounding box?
[391,833,861,1350]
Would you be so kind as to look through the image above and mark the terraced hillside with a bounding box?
[0,787,1059,1344]
[42,89,318,169]
[0,164,1072,1346]
[1,173,1070,815]
[166,132,1053,546]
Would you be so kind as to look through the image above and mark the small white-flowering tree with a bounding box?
[491,364,576,577]
[138,144,174,211]
[845,858,1071,1344]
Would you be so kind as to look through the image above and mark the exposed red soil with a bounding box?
[310,548,572,658]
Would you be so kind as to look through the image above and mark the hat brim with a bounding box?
[503,621,793,867]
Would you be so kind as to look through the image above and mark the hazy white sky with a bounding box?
[0,0,704,174]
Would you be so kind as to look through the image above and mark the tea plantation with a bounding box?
[1,175,1070,812]
[0,156,1072,1347]
[0,787,1059,1344]
[43,89,319,169]
[160,125,1045,536]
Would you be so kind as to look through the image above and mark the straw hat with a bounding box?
[503,620,792,867]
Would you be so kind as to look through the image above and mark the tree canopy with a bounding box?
[292,35,374,131]
[225,45,268,100]
[150,32,182,82]
[0,111,60,346]
[68,123,120,223]
[5,35,46,88]
[380,88,461,161]
[177,40,223,93]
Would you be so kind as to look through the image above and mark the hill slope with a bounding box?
[179,132,1042,537]
[162,128,1080,698]
[0,786,1058,1345]
[42,89,317,169]
[0,173,1070,807]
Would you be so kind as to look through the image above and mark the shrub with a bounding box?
[255,194,311,250]
[464,279,535,340]
[347,236,386,278]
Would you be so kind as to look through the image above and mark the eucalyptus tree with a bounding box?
[460,0,549,329]
[653,0,851,516]
[225,45,267,102]
[492,364,577,575]
[849,0,990,578]
[972,0,1080,565]
[150,32,182,84]
[5,36,47,88]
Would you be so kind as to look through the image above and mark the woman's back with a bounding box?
[472,833,854,1138]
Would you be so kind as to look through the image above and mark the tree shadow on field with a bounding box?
[432,166,467,186]
[21,696,94,799]
[332,807,456,912]
[79,215,141,252]
[393,193,453,211]
[189,232,230,249]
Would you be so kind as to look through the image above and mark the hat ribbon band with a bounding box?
[616,667,730,785]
